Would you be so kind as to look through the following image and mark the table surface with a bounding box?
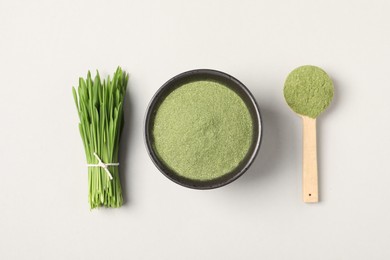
[1,0,389,259]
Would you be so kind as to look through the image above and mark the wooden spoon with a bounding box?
[284,65,334,203]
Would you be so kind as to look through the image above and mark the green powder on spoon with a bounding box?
[152,80,253,181]
[284,65,334,118]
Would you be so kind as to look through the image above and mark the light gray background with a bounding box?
[1,0,389,259]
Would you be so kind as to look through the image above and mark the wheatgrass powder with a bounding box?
[152,80,253,181]
[284,65,334,118]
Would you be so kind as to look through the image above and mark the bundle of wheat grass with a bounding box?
[72,67,128,209]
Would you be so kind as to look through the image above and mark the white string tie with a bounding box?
[87,152,119,180]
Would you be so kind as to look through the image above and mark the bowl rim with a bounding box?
[144,69,263,189]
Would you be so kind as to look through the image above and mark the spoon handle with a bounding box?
[302,116,319,203]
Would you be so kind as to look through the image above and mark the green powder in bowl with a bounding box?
[145,69,261,189]
[153,80,253,181]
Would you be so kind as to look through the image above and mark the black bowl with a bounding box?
[144,69,262,189]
